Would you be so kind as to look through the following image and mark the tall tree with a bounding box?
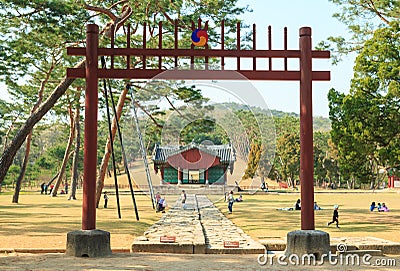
[95,85,129,207]
[323,1,400,188]
[319,0,399,63]
[0,0,250,195]
[51,94,75,197]
[328,23,400,188]
[0,2,132,189]
[0,1,87,193]
[68,100,81,200]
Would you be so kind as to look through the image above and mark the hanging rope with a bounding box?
[101,57,122,219]
[129,88,156,209]
[107,81,140,220]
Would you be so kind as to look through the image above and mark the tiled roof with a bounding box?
[152,143,236,164]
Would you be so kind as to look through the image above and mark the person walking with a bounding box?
[227,191,235,214]
[40,182,45,194]
[180,190,187,209]
[104,192,109,208]
[327,204,340,228]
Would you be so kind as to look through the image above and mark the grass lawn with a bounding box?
[0,189,399,249]
[211,191,400,242]
[0,189,171,249]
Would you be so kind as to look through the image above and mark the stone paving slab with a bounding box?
[196,195,265,254]
[131,194,265,254]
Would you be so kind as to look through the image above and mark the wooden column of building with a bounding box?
[178,168,182,184]
[160,167,165,185]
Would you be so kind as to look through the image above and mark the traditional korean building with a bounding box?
[387,166,400,188]
[152,143,236,185]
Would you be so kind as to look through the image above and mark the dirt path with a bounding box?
[0,252,399,271]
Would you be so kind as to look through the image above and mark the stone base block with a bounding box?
[66,229,111,257]
[285,230,330,260]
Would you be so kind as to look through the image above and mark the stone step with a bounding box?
[131,194,265,254]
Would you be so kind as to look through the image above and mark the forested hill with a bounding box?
[217,102,331,132]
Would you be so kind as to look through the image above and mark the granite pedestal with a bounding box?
[66,229,111,257]
[285,230,330,260]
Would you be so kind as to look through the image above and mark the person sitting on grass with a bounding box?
[295,199,301,210]
[235,194,243,202]
[157,197,167,213]
[370,201,377,211]
[314,201,322,210]
[379,203,389,212]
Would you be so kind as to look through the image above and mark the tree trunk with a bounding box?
[2,114,20,152]
[369,180,375,190]
[0,61,85,183]
[11,63,55,203]
[47,172,59,187]
[0,5,133,184]
[95,86,129,208]
[11,133,32,203]
[287,176,293,188]
[68,103,81,200]
[51,99,76,197]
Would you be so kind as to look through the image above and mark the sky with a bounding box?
[0,0,355,118]
[230,0,356,117]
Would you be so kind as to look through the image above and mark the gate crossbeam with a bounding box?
[68,68,329,81]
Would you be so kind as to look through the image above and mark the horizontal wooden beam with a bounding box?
[67,68,330,81]
[67,47,330,59]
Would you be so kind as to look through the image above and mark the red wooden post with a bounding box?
[299,27,315,230]
[82,24,99,230]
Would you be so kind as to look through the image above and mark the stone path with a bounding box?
[131,194,265,254]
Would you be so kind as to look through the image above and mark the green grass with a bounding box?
[211,191,400,241]
[1,189,400,249]
[0,189,162,248]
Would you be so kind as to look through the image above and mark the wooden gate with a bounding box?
[67,19,330,231]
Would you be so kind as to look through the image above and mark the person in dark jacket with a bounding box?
[295,199,301,210]
[104,192,109,208]
[327,204,340,228]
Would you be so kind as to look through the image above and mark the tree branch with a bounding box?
[84,3,117,21]
[164,95,190,121]
[367,0,390,25]
[134,101,163,128]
